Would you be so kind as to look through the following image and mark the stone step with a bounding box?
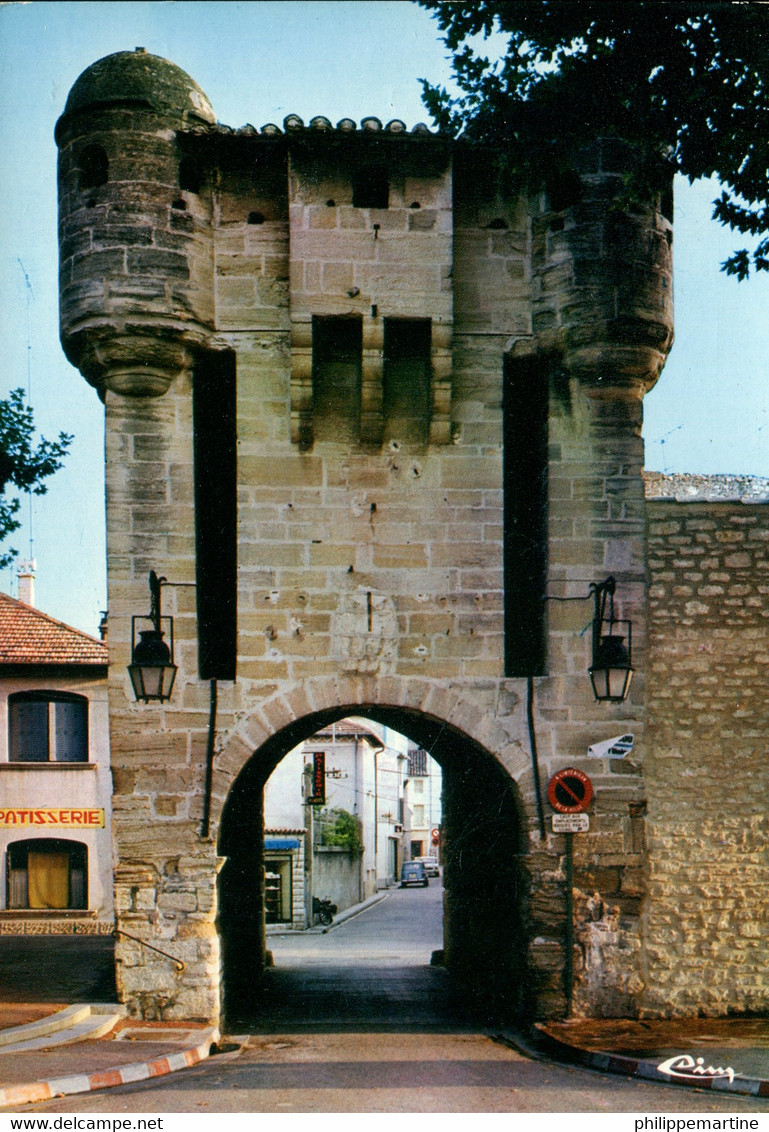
[0,1004,126,1053]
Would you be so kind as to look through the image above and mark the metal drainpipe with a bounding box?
[200,678,218,839]
[564,831,574,1014]
[527,676,547,841]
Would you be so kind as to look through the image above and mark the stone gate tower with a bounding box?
[56,49,674,1025]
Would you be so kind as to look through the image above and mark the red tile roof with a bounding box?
[0,593,108,667]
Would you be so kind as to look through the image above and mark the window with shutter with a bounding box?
[8,693,88,762]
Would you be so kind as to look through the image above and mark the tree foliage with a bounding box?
[318,808,364,856]
[419,1,769,277]
[0,389,72,568]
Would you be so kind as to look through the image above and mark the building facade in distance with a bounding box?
[264,716,409,927]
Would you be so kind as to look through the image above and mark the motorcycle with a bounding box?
[313,896,337,926]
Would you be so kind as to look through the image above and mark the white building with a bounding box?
[404,744,442,863]
[264,717,410,927]
[0,590,111,934]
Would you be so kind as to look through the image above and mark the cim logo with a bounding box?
[657,1054,736,1085]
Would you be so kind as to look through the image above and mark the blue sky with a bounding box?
[0,0,767,634]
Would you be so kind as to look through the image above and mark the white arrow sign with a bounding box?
[587,733,634,759]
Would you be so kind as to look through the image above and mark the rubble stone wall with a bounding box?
[644,475,769,1016]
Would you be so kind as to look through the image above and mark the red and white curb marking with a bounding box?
[0,1027,218,1108]
[533,1026,769,1099]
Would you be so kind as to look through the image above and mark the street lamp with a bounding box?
[128,571,178,702]
[588,576,633,703]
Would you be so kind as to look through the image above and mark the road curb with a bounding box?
[0,1027,219,1109]
[528,1025,769,1099]
[323,890,389,930]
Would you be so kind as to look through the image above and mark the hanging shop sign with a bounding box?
[0,808,105,828]
[307,752,326,805]
[547,768,593,814]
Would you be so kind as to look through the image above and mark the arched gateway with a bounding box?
[56,49,675,1026]
[217,695,528,1027]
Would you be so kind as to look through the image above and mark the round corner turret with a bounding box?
[57,48,216,136]
[56,49,216,397]
[531,139,674,402]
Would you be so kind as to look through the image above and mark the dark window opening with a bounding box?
[660,183,674,224]
[7,839,88,910]
[352,165,389,209]
[179,156,203,194]
[78,145,108,191]
[193,350,237,681]
[503,355,549,677]
[8,692,88,763]
[312,316,362,443]
[383,318,431,446]
[247,211,265,225]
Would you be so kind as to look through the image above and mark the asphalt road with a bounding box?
[0,934,116,1002]
[248,881,463,1031]
[18,1029,769,1115]
[14,885,769,1114]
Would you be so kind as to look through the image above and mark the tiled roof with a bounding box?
[189,115,443,139]
[0,593,108,667]
[309,718,384,745]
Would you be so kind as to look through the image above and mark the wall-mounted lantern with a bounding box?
[588,576,633,703]
[128,571,178,702]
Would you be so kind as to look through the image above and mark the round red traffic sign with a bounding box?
[547,768,593,814]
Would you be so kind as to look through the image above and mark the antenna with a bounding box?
[652,424,683,474]
[17,259,35,566]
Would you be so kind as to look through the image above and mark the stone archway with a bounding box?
[216,698,530,1028]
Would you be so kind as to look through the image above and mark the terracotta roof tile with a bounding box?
[0,593,107,667]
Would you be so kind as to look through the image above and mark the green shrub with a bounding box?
[318,808,363,856]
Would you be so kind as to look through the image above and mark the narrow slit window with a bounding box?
[503,356,549,677]
[383,318,431,446]
[179,156,203,194]
[312,316,362,443]
[193,350,238,681]
[78,144,108,191]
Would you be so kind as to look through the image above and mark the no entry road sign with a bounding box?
[547,767,593,814]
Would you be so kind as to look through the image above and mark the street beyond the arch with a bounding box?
[251,882,463,1031]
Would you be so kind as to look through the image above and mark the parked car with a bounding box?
[417,855,440,877]
[400,860,429,888]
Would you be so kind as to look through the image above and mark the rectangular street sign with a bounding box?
[552,813,589,833]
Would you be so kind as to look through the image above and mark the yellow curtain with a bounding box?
[28,851,69,908]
